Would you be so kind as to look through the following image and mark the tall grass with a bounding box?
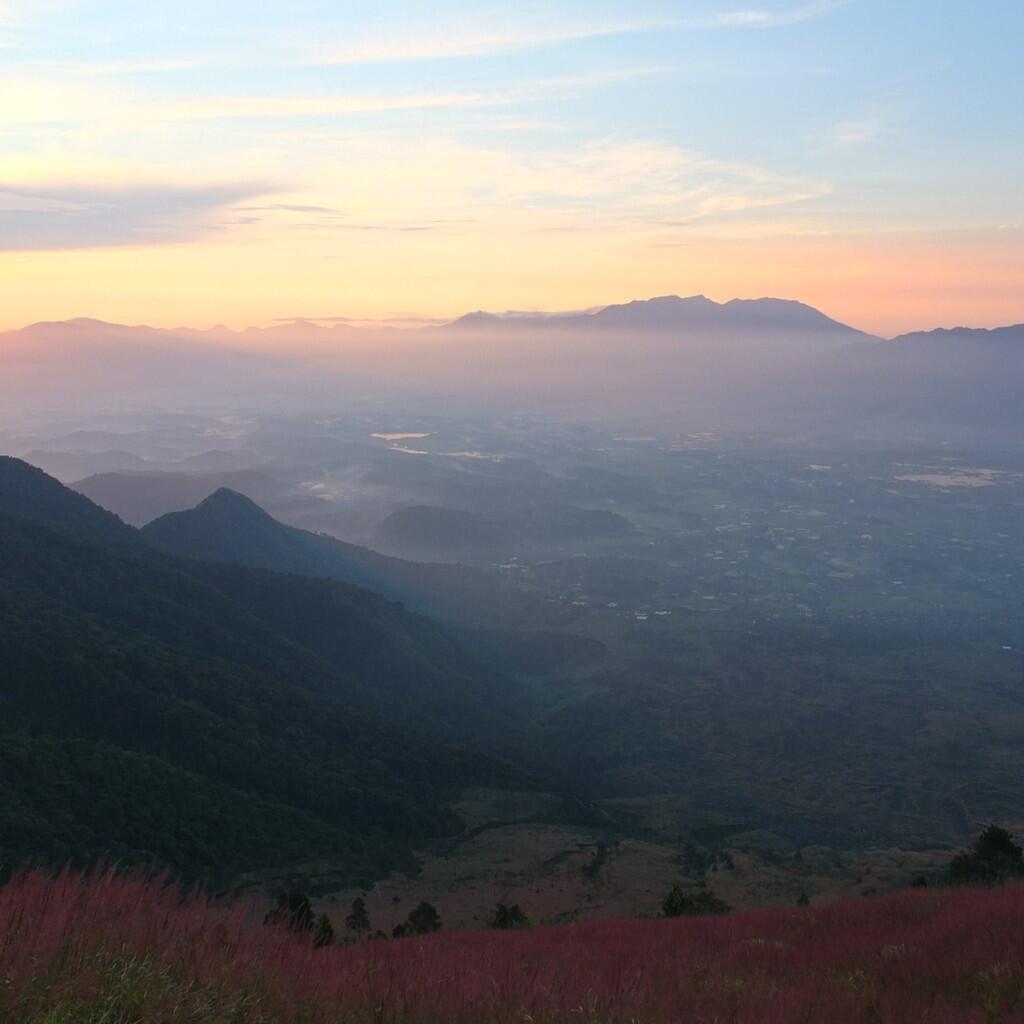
[2,866,1024,1022]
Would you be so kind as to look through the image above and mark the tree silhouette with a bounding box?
[488,903,530,930]
[950,825,1024,885]
[403,901,442,935]
[345,896,371,937]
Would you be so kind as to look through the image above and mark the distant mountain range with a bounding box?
[448,294,875,345]
[1,298,1020,432]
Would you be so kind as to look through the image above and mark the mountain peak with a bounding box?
[195,487,275,522]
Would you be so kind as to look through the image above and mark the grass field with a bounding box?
[5,866,1024,1023]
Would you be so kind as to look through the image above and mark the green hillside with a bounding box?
[0,460,534,885]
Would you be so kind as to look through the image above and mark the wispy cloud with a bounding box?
[30,55,214,75]
[831,116,886,146]
[310,2,851,65]
[0,66,664,136]
[311,19,669,65]
[141,68,666,122]
[0,181,269,251]
[707,1,851,29]
[261,137,831,241]
[830,98,899,147]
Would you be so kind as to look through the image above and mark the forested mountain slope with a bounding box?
[0,459,537,884]
[141,487,528,625]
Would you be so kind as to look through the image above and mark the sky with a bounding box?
[0,0,1021,335]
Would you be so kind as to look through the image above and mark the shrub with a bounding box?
[488,902,530,930]
[662,882,732,918]
[950,825,1024,885]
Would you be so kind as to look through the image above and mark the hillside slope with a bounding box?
[0,459,535,883]
[140,487,527,625]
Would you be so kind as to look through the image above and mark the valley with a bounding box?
[3,399,1020,920]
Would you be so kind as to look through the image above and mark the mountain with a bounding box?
[448,295,874,346]
[4,304,1021,430]
[139,488,528,625]
[73,469,287,527]
[0,458,540,883]
[0,456,138,547]
[586,295,870,341]
[804,323,1024,439]
[889,324,1024,346]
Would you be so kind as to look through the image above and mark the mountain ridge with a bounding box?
[139,486,529,626]
[5,298,1024,342]
[0,457,547,882]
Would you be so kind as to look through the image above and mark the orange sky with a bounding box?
[2,224,1021,337]
[1,1,1021,338]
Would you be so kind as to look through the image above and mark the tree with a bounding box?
[488,902,530,930]
[662,883,731,918]
[950,825,1024,886]
[345,896,371,937]
[796,892,810,907]
[264,889,315,932]
[404,901,442,935]
[314,914,335,948]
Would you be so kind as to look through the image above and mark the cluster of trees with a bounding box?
[661,884,732,918]
[267,893,534,945]
[264,891,336,948]
[267,892,443,945]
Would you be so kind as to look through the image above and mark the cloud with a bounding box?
[270,137,831,240]
[34,56,214,75]
[148,68,665,122]
[0,181,269,251]
[0,66,663,135]
[707,1,851,29]
[831,114,888,147]
[310,2,850,65]
[311,18,672,65]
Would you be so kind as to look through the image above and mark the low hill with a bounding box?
[0,459,537,883]
[73,469,286,526]
[140,488,528,626]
